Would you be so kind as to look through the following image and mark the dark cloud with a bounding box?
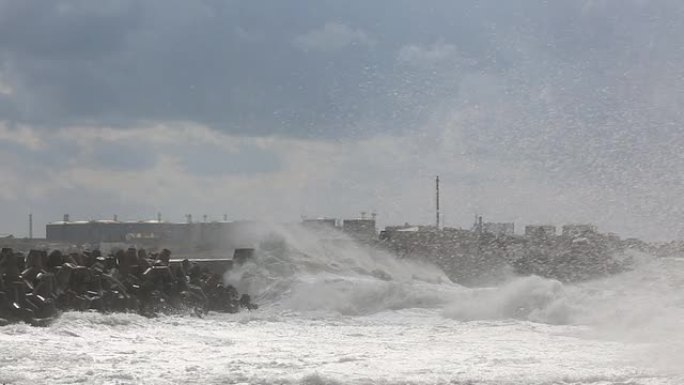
[3,1,684,239]
[0,0,388,136]
[0,1,142,58]
[0,0,679,140]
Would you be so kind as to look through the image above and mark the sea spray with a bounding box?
[440,254,684,375]
[220,223,684,375]
[442,275,574,324]
[440,254,684,326]
[572,257,684,375]
[3,249,682,383]
[223,223,457,314]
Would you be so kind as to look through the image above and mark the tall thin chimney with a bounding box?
[29,213,33,240]
[436,176,440,229]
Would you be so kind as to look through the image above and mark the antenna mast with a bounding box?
[436,176,440,229]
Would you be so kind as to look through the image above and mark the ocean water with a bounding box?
[1,228,683,385]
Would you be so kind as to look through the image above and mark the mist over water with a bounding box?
[445,255,684,375]
[225,224,683,327]
[2,225,683,383]
[224,224,455,315]
[222,225,684,378]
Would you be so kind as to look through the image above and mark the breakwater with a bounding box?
[0,247,256,326]
[378,227,634,286]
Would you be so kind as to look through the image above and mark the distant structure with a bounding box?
[342,218,377,241]
[435,176,440,229]
[301,218,337,229]
[380,219,626,285]
[483,222,515,236]
[472,216,483,233]
[524,225,557,238]
[562,224,597,238]
[381,224,433,234]
[45,216,262,253]
[300,216,377,241]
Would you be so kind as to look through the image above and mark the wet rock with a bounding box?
[0,247,257,326]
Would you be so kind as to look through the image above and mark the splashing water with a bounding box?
[2,226,683,384]
[223,223,456,315]
[221,225,684,377]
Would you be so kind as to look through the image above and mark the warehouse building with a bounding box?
[45,216,262,253]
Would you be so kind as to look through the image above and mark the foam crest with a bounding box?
[569,256,684,375]
[442,254,684,327]
[281,274,456,315]
[223,221,684,369]
[439,253,684,374]
[443,275,573,324]
[54,310,148,327]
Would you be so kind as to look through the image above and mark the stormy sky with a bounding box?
[1,0,684,240]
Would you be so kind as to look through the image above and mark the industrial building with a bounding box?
[45,214,378,252]
[524,225,557,238]
[301,218,338,229]
[561,224,597,238]
[483,222,515,236]
[341,219,377,241]
[301,217,377,241]
[45,217,263,253]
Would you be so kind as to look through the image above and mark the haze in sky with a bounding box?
[1,0,683,240]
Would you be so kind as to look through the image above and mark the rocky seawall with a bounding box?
[379,229,634,286]
[0,247,256,326]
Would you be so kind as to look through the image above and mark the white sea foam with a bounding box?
[223,223,456,315]
[439,254,684,376]
[443,275,573,324]
[1,227,682,384]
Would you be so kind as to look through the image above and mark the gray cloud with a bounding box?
[2,0,682,139]
[2,1,684,239]
[293,22,374,53]
[177,143,281,177]
[88,142,157,172]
